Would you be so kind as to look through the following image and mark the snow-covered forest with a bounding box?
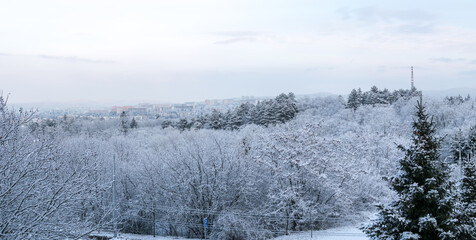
[1,89,476,239]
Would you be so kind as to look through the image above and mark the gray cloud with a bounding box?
[38,55,114,64]
[376,65,386,73]
[338,6,437,23]
[214,37,258,45]
[397,24,434,34]
[431,57,466,63]
[206,31,268,45]
[0,52,113,64]
[458,70,476,76]
[303,66,336,72]
[207,31,262,37]
[337,6,438,34]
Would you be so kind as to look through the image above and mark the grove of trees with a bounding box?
[347,86,421,110]
[1,88,476,239]
[165,93,298,131]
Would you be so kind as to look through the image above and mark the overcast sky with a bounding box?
[1,0,476,104]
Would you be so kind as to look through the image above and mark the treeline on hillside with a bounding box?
[445,94,472,105]
[346,86,421,110]
[162,93,298,131]
[449,126,476,163]
[2,91,476,239]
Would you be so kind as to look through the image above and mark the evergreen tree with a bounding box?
[274,93,289,122]
[363,100,456,240]
[465,94,471,102]
[130,117,138,129]
[261,100,275,126]
[381,88,391,104]
[462,160,476,203]
[223,110,234,130]
[201,113,212,129]
[450,130,470,164]
[454,158,476,239]
[468,126,476,158]
[357,88,364,105]
[209,109,224,130]
[286,92,298,119]
[366,86,379,105]
[194,115,207,129]
[275,93,289,104]
[176,118,189,131]
[347,89,360,111]
[267,101,281,125]
[187,118,196,129]
[161,120,173,129]
[230,104,246,128]
[119,111,129,135]
[248,104,259,125]
[253,102,265,126]
[192,120,203,129]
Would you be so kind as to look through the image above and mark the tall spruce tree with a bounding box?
[130,117,138,129]
[450,129,469,164]
[468,126,476,158]
[347,88,360,111]
[119,111,129,135]
[454,157,476,239]
[363,100,456,240]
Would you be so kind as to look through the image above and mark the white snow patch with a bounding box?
[89,232,201,240]
[112,234,200,240]
[272,226,368,240]
[90,226,367,240]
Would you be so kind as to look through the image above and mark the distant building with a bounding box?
[205,99,216,106]
[173,104,194,111]
[138,103,154,112]
[111,106,134,114]
[127,107,148,115]
[89,109,109,116]
[154,104,173,113]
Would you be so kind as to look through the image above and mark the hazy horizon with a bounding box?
[2,1,476,104]
[6,87,476,112]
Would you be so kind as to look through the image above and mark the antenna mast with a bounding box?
[411,66,414,89]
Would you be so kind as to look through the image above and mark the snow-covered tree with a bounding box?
[454,157,476,239]
[119,111,129,135]
[130,117,138,129]
[175,118,189,131]
[161,119,173,129]
[363,100,456,240]
[449,129,469,164]
[209,109,224,130]
[468,126,476,158]
[0,95,106,239]
[347,89,361,111]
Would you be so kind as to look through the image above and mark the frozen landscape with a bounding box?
[2,90,476,239]
[2,1,476,239]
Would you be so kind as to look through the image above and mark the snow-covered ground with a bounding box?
[111,235,200,240]
[273,226,368,240]
[103,234,199,240]
[88,232,200,240]
[92,226,367,240]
